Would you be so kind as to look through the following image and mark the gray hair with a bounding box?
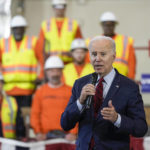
[88,36,116,53]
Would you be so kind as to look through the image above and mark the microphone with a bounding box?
[85,72,98,109]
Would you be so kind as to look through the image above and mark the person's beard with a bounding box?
[49,76,61,85]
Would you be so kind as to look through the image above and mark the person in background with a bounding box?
[0,15,43,138]
[35,0,83,65]
[61,36,147,150]
[63,38,94,87]
[100,12,136,79]
[86,12,136,80]
[30,56,77,141]
[0,74,18,139]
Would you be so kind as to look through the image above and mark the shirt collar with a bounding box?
[97,68,116,85]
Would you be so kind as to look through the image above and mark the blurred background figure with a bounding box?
[0,0,11,39]
[63,38,94,87]
[35,0,83,65]
[100,12,136,79]
[0,15,42,138]
[85,12,136,80]
[0,74,17,139]
[30,56,77,141]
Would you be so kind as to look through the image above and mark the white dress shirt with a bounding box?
[77,68,121,128]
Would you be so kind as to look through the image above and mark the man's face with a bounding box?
[72,48,86,64]
[101,21,116,37]
[90,39,116,77]
[45,68,62,85]
[53,5,66,18]
[12,27,25,41]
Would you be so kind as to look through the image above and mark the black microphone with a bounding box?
[85,72,98,109]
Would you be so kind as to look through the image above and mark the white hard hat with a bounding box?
[11,15,28,28]
[0,74,3,81]
[100,12,118,23]
[44,56,64,69]
[52,0,67,5]
[71,39,87,51]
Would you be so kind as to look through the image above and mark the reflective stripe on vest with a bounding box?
[115,58,128,66]
[68,19,72,31]
[3,124,15,131]
[27,36,32,49]
[4,38,9,53]
[1,96,17,138]
[47,19,51,31]
[122,36,128,59]
[6,96,14,124]
[3,65,37,74]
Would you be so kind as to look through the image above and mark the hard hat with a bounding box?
[0,74,3,81]
[71,38,87,51]
[100,12,118,23]
[44,56,64,69]
[11,15,28,28]
[52,0,67,5]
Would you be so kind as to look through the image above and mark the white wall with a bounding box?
[12,0,150,104]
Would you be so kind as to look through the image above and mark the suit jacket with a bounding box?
[61,70,147,150]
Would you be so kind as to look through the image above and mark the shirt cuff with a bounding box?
[114,114,121,128]
[76,99,84,111]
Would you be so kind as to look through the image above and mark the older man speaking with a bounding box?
[61,36,147,150]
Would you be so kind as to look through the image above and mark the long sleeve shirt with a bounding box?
[31,83,77,134]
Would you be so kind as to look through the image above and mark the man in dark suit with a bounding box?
[60,36,147,150]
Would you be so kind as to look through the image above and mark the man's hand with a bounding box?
[101,100,118,123]
[36,133,46,141]
[65,133,77,141]
[79,84,95,104]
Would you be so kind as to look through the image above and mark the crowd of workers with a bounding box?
[0,0,136,142]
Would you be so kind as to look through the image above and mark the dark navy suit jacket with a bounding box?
[61,70,147,150]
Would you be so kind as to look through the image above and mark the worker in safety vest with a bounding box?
[0,15,43,138]
[35,0,83,65]
[86,12,136,79]
[0,74,18,139]
[63,39,94,87]
[31,56,77,141]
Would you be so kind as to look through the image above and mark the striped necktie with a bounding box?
[89,77,104,150]
[93,77,104,117]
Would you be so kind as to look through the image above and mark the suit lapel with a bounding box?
[102,70,121,107]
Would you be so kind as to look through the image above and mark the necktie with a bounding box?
[93,77,104,117]
[89,77,104,150]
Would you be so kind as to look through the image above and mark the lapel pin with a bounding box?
[116,85,119,88]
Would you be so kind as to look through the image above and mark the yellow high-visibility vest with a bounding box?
[1,95,17,138]
[113,34,133,76]
[41,17,79,63]
[0,35,37,92]
[85,34,134,77]
[63,63,94,87]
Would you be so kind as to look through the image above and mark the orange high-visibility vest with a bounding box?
[41,17,79,63]
[1,95,17,138]
[63,63,94,87]
[0,35,37,92]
